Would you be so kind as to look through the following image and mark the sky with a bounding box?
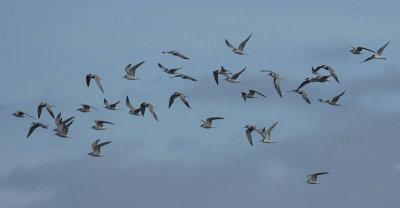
[1,0,400,207]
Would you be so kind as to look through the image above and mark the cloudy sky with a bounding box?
[1,1,400,207]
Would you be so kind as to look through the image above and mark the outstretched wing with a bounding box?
[45,104,55,119]
[274,77,282,97]
[126,96,135,111]
[377,41,390,55]
[179,93,191,109]
[213,70,219,85]
[225,39,236,49]
[238,33,252,51]
[169,93,179,108]
[332,91,345,102]
[232,67,246,80]
[148,105,158,121]
[94,75,104,93]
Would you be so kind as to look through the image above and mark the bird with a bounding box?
[169,92,190,109]
[91,120,115,130]
[224,67,246,83]
[140,102,158,121]
[297,75,331,90]
[225,33,252,55]
[318,91,345,106]
[123,61,145,80]
[362,41,390,63]
[171,74,197,81]
[27,122,48,138]
[54,113,74,137]
[200,117,224,129]
[126,96,141,116]
[244,125,260,146]
[86,74,104,93]
[349,45,375,54]
[104,98,120,110]
[37,102,55,119]
[258,121,278,143]
[241,90,267,102]
[88,139,111,157]
[162,51,190,59]
[287,90,311,104]
[261,70,284,97]
[312,65,340,83]
[12,110,33,118]
[77,104,97,112]
[213,66,232,85]
[306,172,329,184]
[158,63,182,74]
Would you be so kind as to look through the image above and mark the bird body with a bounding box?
[88,139,111,157]
[13,110,33,118]
[162,51,190,59]
[307,172,329,184]
[91,120,115,130]
[104,98,120,110]
[123,61,145,80]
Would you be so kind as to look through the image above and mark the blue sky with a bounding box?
[1,1,400,207]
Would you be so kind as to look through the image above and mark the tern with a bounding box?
[171,74,197,81]
[225,33,252,55]
[258,121,278,143]
[140,102,158,121]
[169,92,190,109]
[37,102,55,119]
[349,46,375,54]
[244,125,260,146]
[362,41,390,63]
[88,139,111,157]
[86,74,104,93]
[306,172,329,184]
[297,75,331,90]
[77,104,97,112]
[54,113,74,137]
[126,96,141,116]
[27,122,48,138]
[224,67,246,83]
[104,98,120,110]
[318,90,345,106]
[312,65,340,83]
[241,90,267,102]
[261,70,284,97]
[123,61,145,80]
[162,51,190,59]
[13,110,33,119]
[91,120,115,130]
[287,90,311,104]
[158,63,182,74]
[200,117,224,129]
[213,66,232,85]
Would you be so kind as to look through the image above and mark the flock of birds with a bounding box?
[12,33,391,184]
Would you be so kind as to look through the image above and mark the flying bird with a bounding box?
[306,172,329,184]
[200,117,224,129]
[158,63,182,74]
[91,120,115,130]
[261,70,284,97]
[171,74,197,81]
[258,121,278,143]
[225,33,252,55]
[318,91,345,106]
[88,139,111,157]
[169,92,190,109]
[77,104,97,112]
[140,102,158,121]
[104,98,120,110]
[213,66,232,85]
[287,90,311,104]
[297,75,331,90]
[241,90,267,102]
[126,96,141,116]
[244,125,260,146]
[224,67,246,83]
[312,65,340,83]
[54,113,74,138]
[37,102,55,119]
[123,61,145,80]
[86,74,104,93]
[27,122,48,138]
[362,41,390,63]
[349,46,375,54]
[13,110,33,118]
[162,51,190,59]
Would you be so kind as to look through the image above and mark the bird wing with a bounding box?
[327,67,340,83]
[126,96,135,110]
[104,98,109,106]
[238,33,252,51]
[273,77,282,97]
[45,104,55,119]
[186,75,197,81]
[27,123,39,138]
[148,105,158,121]
[125,63,132,74]
[86,74,91,87]
[332,91,345,102]
[94,75,104,93]
[206,117,224,125]
[297,80,310,90]
[377,41,390,55]
[96,141,111,149]
[360,47,375,53]
[301,91,311,104]
[98,120,115,125]
[232,67,246,79]
[91,139,100,151]
[362,55,375,63]
[265,121,278,138]
[225,39,236,50]
[37,104,44,119]
[252,90,267,98]
[213,70,219,85]
[158,63,167,70]
[130,61,145,76]
[246,128,254,146]
[179,93,191,108]
[110,101,120,108]
[169,93,179,108]
[140,103,147,116]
